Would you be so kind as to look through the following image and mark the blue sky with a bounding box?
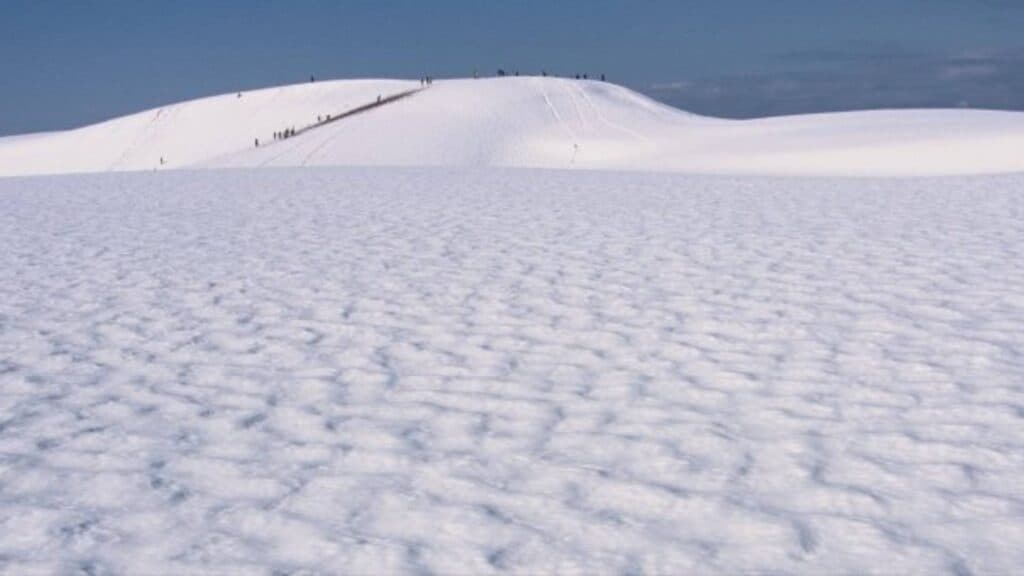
[2,0,1022,134]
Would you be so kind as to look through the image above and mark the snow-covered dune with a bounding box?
[205,77,707,170]
[0,79,418,176]
[212,78,1024,176]
[3,77,1024,177]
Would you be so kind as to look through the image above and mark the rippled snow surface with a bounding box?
[1,168,1022,574]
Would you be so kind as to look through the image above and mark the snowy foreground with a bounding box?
[2,167,1023,574]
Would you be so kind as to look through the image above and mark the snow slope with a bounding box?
[0,79,418,176]
[3,77,1024,177]
[2,168,1023,574]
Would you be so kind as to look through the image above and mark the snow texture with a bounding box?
[1,168,1022,574]
[4,77,1024,177]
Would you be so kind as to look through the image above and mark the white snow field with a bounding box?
[3,77,1024,177]
[1,167,1023,574]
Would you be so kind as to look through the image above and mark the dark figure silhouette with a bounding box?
[310,75,315,83]
[583,73,588,79]
[255,138,259,148]
[497,69,505,77]
[601,73,606,81]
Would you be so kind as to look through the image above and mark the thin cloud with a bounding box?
[646,48,1024,118]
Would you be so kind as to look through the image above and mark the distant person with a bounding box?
[601,73,606,81]
[310,75,315,83]
[255,138,259,147]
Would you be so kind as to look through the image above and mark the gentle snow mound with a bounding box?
[0,79,417,176]
[3,77,1024,176]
